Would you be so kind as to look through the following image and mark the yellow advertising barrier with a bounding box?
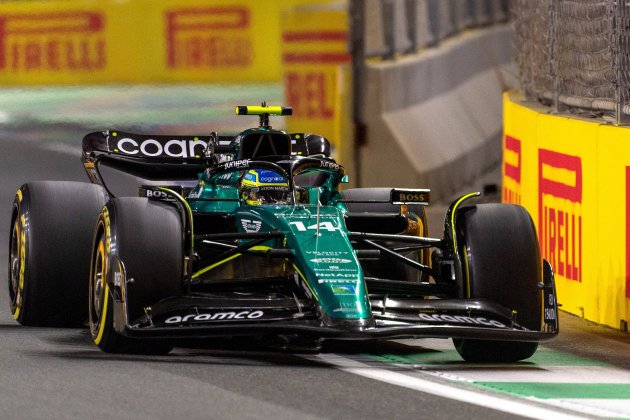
[597,125,630,328]
[503,92,630,330]
[0,0,335,85]
[281,4,351,160]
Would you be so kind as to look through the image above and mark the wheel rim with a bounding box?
[8,208,23,314]
[90,234,108,336]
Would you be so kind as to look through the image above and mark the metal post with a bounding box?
[427,0,440,46]
[350,0,367,187]
[406,0,418,53]
[382,0,395,59]
[552,0,564,113]
[615,0,630,124]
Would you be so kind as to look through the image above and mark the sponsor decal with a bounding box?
[0,11,106,72]
[319,160,340,171]
[145,189,168,199]
[315,273,358,278]
[390,189,430,205]
[224,159,250,169]
[164,310,264,324]
[538,149,582,281]
[115,137,207,158]
[418,313,507,328]
[332,307,359,313]
[397,193,426,202]
[260,175,285,183]
[306,251,349,256]
[503,135,522,204]
[294,272,314,300]
[310,257,352,264]
[316,268,358,273]
[165,6,252,70]
[317,279,359,284]
[331,285,356,295]
[187,188,202,199]
[241,218,262,233]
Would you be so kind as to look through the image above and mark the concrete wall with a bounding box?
[359,24,516,201]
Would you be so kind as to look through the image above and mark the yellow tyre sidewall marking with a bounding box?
[12,190,25,320]
[93,209,111,345]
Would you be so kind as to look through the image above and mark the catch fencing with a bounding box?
[513,0,630,124]
[355,0,510,60]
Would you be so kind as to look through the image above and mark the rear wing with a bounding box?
[82,130,235,160]
[81,130,236,185]
[81,129,334,195]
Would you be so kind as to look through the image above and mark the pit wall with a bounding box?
[503,92,630,330]
[0,0,334,85]
[358,24,516,201]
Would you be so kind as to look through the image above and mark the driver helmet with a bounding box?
[240,169,289,205]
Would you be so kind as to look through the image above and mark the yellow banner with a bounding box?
[0,0,335,85]
[281,5,351,160]
[503,92,630,329]
[596,125,630,327]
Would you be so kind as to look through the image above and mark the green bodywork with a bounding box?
[187,167,372,322]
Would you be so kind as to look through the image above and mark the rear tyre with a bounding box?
[8,182,107,326]
[453,204,542,362]
[89,198,181,354]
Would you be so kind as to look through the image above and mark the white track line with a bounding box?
[306,353,589,420]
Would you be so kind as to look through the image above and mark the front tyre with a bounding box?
[453,204,542,363]
[89,198,181,354]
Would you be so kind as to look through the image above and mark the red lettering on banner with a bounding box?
[285,71,334,119]
[626,167,630,299]
[165,7,252,69]
[503,135,521,204]
[282,30,349,64]
[538,149,582,281]
[0,12,106,72]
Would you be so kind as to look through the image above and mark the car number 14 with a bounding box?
[289,221,337,232]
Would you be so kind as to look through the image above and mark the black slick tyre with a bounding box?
[453,204,542,362]
[8,182,107,326]
[89,197,182,354]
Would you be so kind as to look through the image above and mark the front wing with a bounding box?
[111,262,559,343]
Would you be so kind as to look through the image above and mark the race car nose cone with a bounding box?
[321,313,376,332]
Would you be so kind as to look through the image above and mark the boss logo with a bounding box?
[390,189,430,205]
[146,190,168,199]
[400,193,426,202]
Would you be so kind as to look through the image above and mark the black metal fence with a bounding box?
[513,0,630,124]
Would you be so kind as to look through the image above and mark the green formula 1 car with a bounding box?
[8,105,558,361]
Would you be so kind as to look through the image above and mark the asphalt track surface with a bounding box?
[1,88,630,419]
